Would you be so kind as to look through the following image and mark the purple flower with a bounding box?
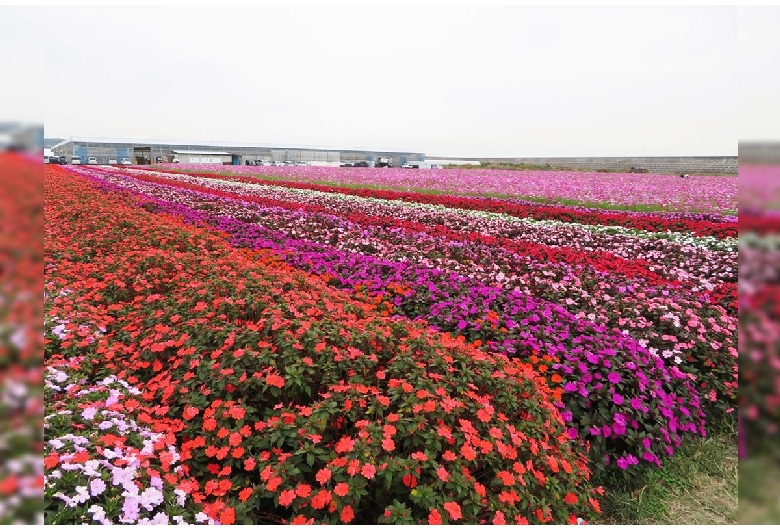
[140,487,164,510]
[586,353,599,364]
[89,478,106,496]
[121,496,141,523]
[607,372,622,384]
[613,393,624,405]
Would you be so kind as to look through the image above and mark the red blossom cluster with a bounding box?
[44,166,601,524]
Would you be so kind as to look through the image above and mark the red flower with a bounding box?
[402,473,417,488]
[436,466,450,482]
[473,481,486,497]
[295,483,312,498]
[460,443,477,461]
[228,432,242,447]
[266,476,282,492]
[182,406,199,420]
[443,501,462,521]
[381,438,395,451]
[334,482,349,497]
[279,489,297,507]
[44,452,60,469]
[411,451,428,461]
[564,492,578,505]
[499,490,520,505]
[334,436,355,453]
[442,450,457,461]
[311,490,332,510]
[361,463,376,479]
[493,511,506,525]
[243,457,256,471]
[315,468,332,485]
[290,515,314,525]
[219,507,235,525]
[340,505,355,523]
[265,373,285,388]
[429,509,443,525]
[496,470,515,486]
[239,487,253,502]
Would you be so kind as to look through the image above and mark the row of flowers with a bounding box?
[97,167,738,292]
[739,231,780,457]
[0,153,44,524]
[739,163,780,458]
[44,165,603,524]
[67,166,738,478]
[148,166,738,237]
[159,163,738,214]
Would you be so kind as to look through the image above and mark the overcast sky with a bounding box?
[4,5,775,156]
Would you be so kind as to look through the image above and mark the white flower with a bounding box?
[149,513,170,525]
[88,505,107,523]
[173,488,188,507]
[90,478,107,496]
[73,485,90,504]
[139,487,164,511]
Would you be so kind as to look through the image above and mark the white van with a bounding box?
[121,158,132,165]
[71,156,81,165]
[108,158,118,165]
[88,156,98,164]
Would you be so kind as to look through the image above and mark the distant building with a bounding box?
[50,137,425,167]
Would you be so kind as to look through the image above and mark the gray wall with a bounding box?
[739,142,780,164]
[429,155,738,175]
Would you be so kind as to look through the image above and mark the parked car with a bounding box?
[108,158,118,165]
[88,156,98,165]
[121,158,132,165]
[71,156,81,165]
[44,155,50,164]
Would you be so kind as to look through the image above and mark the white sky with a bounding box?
[739,6,780,143]
[3,5,772,156]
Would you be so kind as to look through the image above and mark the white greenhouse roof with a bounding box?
[173,150,231,155]
[49,136,423,155]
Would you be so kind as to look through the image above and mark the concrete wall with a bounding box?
[739,142,780,164]
[429,155,738,175]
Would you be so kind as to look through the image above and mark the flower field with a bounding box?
[44,163,738,524]
[160,163,739,214]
